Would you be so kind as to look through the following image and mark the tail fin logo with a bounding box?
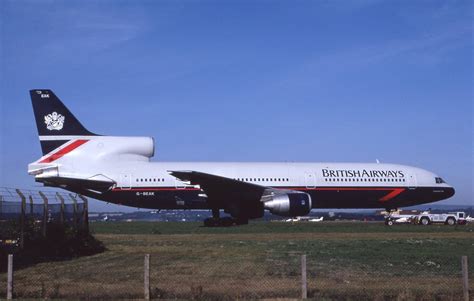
[44,112,65,131]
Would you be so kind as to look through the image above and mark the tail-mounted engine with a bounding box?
[263,192,312,217]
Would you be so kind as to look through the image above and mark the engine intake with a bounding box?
[264,192,312,217]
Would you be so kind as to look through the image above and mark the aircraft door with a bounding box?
[305,172,316,188]
[407,173,417,189]
[119,174,132,189]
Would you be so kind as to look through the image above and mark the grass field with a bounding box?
[2,221,473,300]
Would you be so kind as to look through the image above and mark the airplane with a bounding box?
[27,90,455,226]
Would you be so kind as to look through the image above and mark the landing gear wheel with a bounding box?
[385,219,394,226]
[203,208,222,227]
[203,207,250,227]
[203,218,219,227]
[220,217,234,227]
[212,208,220,219]
[235,218,249,225]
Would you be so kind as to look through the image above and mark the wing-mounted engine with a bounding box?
[262,191,312,217]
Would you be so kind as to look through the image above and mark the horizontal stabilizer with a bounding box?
[36,176,115,193]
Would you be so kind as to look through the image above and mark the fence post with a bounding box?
[462,256,469,301]
[15,190,26,250]
[78,195,89,232]
[144,254,150,300]
[56,192,65,224]
[7,254,13,300]
[28,195,34,215]
[72,196,78,230]
[38,191,48,237]
[301,254,307,299]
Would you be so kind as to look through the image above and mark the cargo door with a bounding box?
[407,173,417,190]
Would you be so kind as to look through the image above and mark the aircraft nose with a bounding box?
[446,187,455,198]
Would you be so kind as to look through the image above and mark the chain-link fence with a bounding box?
[1,253,470,300]
[0,187,88,227]
[1,187,92,267]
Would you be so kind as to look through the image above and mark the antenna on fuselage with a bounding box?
[376,159,380,164]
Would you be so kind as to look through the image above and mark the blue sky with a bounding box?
[0,0,472,211]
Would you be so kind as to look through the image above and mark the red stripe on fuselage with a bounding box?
[111,186,406,202]
[378,188,405,202]
[112,187,201,191]
[39,139,89,163]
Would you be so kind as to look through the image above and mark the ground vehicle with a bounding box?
[383,210,419,226]
[414,211,466,226]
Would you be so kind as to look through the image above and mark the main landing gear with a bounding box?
[203,208,249,227]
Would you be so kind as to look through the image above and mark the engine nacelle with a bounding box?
[92,136,155,161]
[264,192,312,217]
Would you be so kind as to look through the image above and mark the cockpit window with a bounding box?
[435,177,445,184]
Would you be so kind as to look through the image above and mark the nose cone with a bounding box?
[446,186,455,198]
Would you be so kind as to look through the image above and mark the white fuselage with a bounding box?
[29,136,455,211]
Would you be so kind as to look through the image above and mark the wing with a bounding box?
[168,170,273,218]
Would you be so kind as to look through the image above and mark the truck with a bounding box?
[413,211,467,226]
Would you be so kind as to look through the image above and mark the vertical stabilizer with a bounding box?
[30,89,98,155]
